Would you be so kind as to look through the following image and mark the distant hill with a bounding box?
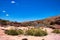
[0,16,60,28]
[21,16,60,26]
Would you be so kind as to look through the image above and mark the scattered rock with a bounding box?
[22,38,28,40]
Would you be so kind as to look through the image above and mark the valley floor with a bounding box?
[0,33,60,40]
[0,26,60,40]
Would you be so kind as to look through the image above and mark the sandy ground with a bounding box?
[0,26,60,40]
[0,33,60,40]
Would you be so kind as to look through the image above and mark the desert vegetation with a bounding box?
[26,28,47,36]
[5,29,24,35]
[52,29,60,34]
[5,28,48,36]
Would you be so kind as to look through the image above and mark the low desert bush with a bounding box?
[25,28,35,36]
[52,29,60,34]
[5,29,24,35]
[17,29,24,34]
[5,29,18,35]
[26,28,47,36]
[5,28,48,36]
[34,29,47,36]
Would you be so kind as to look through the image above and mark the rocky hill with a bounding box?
[0,16,60,28]
[21,16,60,27]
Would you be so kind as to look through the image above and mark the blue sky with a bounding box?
[0,0,60,22]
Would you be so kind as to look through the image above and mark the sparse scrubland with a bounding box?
[5,29,24,35]
[26,28,47,36]
[52,29,60,34]
[0,16,60,40]
[5,28,48,36]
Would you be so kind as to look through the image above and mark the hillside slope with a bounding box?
[0,16,60,28]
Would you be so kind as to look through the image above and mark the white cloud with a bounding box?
[6,14,9,16]
[11,1,16,4]
[2,10,6,13]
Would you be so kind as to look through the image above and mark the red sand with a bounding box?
[0,27,60,40]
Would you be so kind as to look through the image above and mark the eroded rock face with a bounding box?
[55,19,60,25]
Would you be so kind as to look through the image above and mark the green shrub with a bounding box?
[5,29,24,36]
[34,29,47,36]
[26,28,47,36]
[26,28,35,36]
[17,29,24,34]
[52,29,60,34]
[5,28,48,36]
[5,29,18,35]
